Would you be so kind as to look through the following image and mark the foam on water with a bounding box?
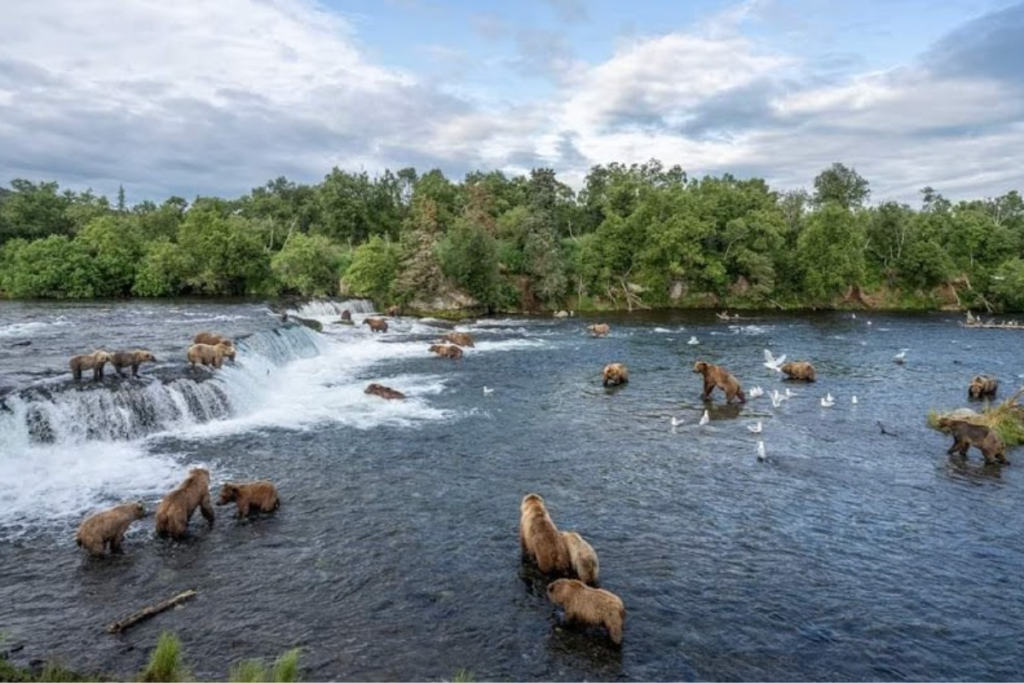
[0,319,68,338]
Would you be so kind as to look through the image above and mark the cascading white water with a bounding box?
[0,324,323,448]
[288,298,376,318]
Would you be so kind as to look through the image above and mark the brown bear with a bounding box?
[75,501,146,556]
[937,417,1009,465]
[216,480,280,517]
[69,350,113,380]
[547,578,626,645]
[587,323,610,337]
[780,361,816,382]
[693,360,745,404]
[429,343,464,359]
[520,493,571,575]
[186,342,234,369]
[364,318,389,333]
[968,375,998,400]
[365,383,406,400]
[561,531,600,585]
[386,305,400,316]
[340,309,352,322]
[155,467,215,539]
[442,331,475,348]
[602,363,629,387]
[193,331,233,347]
[111,349,157,377]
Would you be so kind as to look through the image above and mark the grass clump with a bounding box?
[138,631,190,682]
[228,648,301,683]
[449,668,474,682]
[928,388,1024,446]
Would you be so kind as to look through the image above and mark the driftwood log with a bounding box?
[106,589,197,634]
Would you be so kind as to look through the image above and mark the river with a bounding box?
[0,300,1021,681]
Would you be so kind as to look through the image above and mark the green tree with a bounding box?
[440,219,500,308]
[74,215,145,296]
[812,163,871,210]
[176,208,271,295]
[797,202,867,302]
[133,241,189,297]
[271,233,344,296]
[343,235,399,302]
[4,235,99,298]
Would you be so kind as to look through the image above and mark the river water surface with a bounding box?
[0,300,1022,681]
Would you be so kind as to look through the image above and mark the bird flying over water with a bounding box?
[763,349,786,372]
[771,390,785,408]
[748,386,764,399]
[747,420,763,434]
[670,416,682,428]
[483,386,494,395]
[821,392,835,408]
[699,409,710,426]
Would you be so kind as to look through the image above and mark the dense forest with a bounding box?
[1,161,1022,312]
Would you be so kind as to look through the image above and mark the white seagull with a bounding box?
[757,440,767,462]
[893,349,908,364]
[747,420,763,434]
[483,386,494,395]
[771,390,785,408]
[821,392,835,408]
[784,388,796,399]
[699,409,710,426]
[670,416,682,428]
[763,349,787,372]
[748,386,764,399]
[688,336,700,345]
[851,395,858,404]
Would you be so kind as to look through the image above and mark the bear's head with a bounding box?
[521,493,544,513]
[119,500,146,519]
[188,467,211,486]
[138,351,157,362]
[95,351,113,363]
[215,343,236,360]
[217,483,239,506]
[693,360,709,375]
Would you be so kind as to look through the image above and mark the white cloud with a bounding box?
[0,0,1021,204]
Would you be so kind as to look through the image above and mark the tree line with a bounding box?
[1,162,1022,312]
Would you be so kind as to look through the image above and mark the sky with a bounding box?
[0,0,1022,205]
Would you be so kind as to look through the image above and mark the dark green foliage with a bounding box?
[1,161,1023,311]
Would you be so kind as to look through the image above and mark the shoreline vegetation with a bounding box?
[0,631,303,683]
[0,162,1022,315]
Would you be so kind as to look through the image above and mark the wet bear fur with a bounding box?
[602,363,629,387]
[519,494,571,575]
[561,530,600,585]
[780,361,816,382]
[193,331,233,347]
[70,350,113,380]
[365,383,406,399]
[968,375,998,400]
[442,331,475,347]
[429,343,464,359]
[693,360,745,404]
[216,481,280,517]
[587,323,610,337]
[187,342,234,368]
[937,416,1009,465]
[111,349,157,377]
[155,467,215,539]
[75,501,146,556]
[547,578,625,645]
[363,318,389,333]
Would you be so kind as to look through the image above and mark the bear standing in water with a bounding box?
[693,360,745,403]
[547,578,625,645]
[75,501,146,556]
[155,468,215,539]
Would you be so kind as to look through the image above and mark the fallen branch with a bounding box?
[106,589,197,634]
